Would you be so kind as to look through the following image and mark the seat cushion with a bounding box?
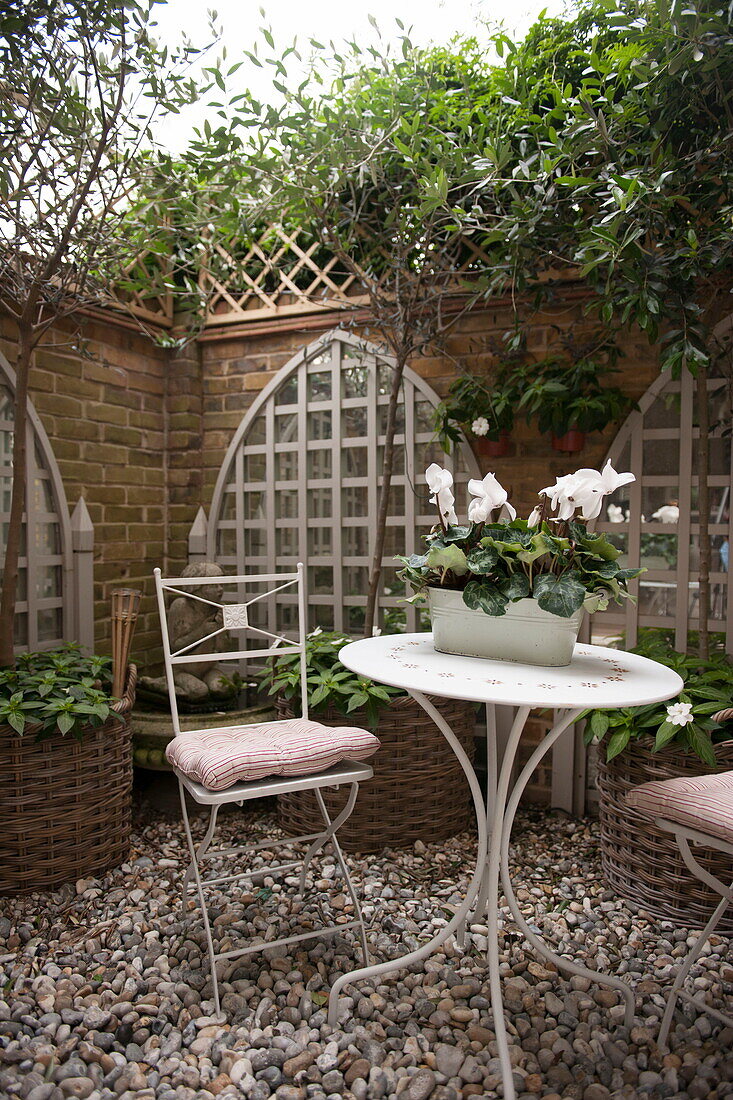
[166,719,380,792]
[626,770,733,847]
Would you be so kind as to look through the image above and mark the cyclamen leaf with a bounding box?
[500,573,530,601]
[533,572,586,618]
[426,544,469,577]
[462,579,509,616]
[466,546,499,573]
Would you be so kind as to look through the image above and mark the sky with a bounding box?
[148,0,569,151]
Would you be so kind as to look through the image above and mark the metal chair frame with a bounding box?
[154,564,372,1014]
[654,817,733,1049]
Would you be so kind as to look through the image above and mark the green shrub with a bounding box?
[259,629,403,728]
[0,644,114,741]
[582,631,732,766]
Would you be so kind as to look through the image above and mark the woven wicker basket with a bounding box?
[597,734,733,930]
[0,666,137,895]
[277,694,476,853]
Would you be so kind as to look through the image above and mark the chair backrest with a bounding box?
[153,564,308,736]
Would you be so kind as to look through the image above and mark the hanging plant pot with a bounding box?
[551,428,586,453]
[428,588,584,666]
[476,431,511,458]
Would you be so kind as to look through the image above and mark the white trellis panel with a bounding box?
[208,329,480,636]
[0,354,73,652]
[590,363,732,655]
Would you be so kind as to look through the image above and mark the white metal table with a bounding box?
[330,633,683,1100]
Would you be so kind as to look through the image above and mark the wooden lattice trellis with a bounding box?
[105,222,502,329]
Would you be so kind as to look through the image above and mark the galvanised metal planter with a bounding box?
[428,588,584,666]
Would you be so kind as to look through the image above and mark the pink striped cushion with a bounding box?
[626,770,733,846]
[166,719,379,792]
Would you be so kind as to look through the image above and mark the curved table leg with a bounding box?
[327,689,488,1026]
[498,708,635,1029]
[485,706,531,1100]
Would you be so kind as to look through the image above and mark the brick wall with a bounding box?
[198,291,660,522]
[1,284,662,670]
[0,313,172,659]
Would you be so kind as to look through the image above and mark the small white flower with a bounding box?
[527,506,542,528]
[471,417,490,437]
[666,701,694,727]
[372,626,382,637]
[652,504,679,524]
[425,463,458,525]
[607,504,625,523]
[467,472,516,523]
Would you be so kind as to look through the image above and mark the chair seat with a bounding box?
[626,770,733,847]
[174,757,375,806]
[166,718,379,793]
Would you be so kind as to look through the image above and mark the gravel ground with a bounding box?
[1,802,732,1100]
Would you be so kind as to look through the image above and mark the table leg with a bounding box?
[457,702,498,948]
[498,707,635,1028]
[327,689,489,1026]
[485,705,531,1100]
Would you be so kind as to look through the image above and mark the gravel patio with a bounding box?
[1,804,732,1100]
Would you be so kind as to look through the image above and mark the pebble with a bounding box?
[0,805,730,1100]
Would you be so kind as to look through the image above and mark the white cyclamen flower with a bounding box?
[425,463,458,525]
[541,462,635,521]
[666,701,694,727]
[539,472,591,521]
[471,417,490,437]
[652,504,679,524]
[527,506,542,528]
[607,504,625,523]
[467,472,516,523]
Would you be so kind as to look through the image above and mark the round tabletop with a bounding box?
[339,634,684,710]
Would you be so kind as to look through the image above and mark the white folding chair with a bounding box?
[153,563,375,1015]
[626,770,733,1048]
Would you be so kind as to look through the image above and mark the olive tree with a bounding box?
[447,0,733,657]
[209,33,505,635]
[0,0,221,665]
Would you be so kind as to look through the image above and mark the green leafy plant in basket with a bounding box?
[260,629,403,728]
[582,631,733,766]
[0,644,114,740]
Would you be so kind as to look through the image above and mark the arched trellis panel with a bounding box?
[208,328,481,635]
[592,362,733,653]
[0,353,73,651]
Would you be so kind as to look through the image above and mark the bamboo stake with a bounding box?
[111,588,142,698]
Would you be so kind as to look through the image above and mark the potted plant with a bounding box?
[515,349,635,452]
[582,629,733,927]
[399,461,641,666]
[432,369,518,458]
[260,629,477,852]
[0,645,137,895]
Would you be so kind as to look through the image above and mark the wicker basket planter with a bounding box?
[597,734,733,930]
[0,666,137,895]
[277,694,476,853]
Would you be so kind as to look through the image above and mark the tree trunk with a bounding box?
[363,354,406,637]
[0,325,33,667]
[696,362,710,660]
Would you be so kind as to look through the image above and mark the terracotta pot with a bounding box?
[476,431,511,458]
[551,428,586,453]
